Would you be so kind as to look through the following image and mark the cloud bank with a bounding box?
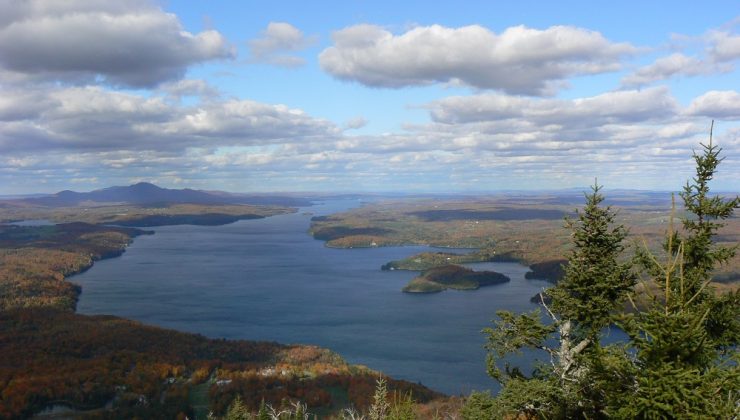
[0,86,339,154]
[2,81,738,193]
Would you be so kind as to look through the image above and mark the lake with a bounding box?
[73,199,552,395]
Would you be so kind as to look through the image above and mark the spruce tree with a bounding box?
[614,127,740,418]
[679,126,739,299]
[257,399,269,420]
[548,183,635,340]
[388,391,416,420]
[471,124,739,419]
[369,376,390,420]
[478,183,633,418]
[224,396,250,420]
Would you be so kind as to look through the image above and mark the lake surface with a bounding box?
[9,219,54,226]
[74,199,552,395]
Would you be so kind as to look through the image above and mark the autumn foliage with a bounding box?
[0,223,149,311]
[0,308,442,418]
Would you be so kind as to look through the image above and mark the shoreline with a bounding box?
[2,214,449,418]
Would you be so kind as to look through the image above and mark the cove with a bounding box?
[73,199,552,395]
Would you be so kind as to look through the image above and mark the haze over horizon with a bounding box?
[1,1,739,194]
[9,180,735,199]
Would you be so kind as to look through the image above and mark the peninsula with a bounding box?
[310,193,740,288]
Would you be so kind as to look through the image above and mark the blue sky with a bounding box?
[0,0,739,194]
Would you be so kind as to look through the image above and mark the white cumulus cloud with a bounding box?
[319,24,635,95]
[247,22,315,67]
[428,87,678,125]
[0,0,235,87]
[343,116,368,130]
[621,53,716,87]
[686,90,740,120]
[708,30,740,62]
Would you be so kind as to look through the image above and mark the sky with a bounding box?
[1,0,739,194]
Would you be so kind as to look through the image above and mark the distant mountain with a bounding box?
[20,182,313,207]
[0,193,49,200]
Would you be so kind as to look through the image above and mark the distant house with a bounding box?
[259,367,276,376]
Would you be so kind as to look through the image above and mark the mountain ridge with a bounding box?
[17,182,314,207]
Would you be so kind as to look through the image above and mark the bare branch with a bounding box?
[539,291,558,322]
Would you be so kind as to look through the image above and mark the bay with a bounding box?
[74,199,552,395]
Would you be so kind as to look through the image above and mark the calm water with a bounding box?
[74,200,552,395]
[9,219,54,226]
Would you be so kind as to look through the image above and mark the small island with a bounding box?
[402,264,510,293]
[524,259,567,283]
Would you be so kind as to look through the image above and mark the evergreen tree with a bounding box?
[366,377,419,420]
[678,125,739,299]
[478,183,633,418]
[368,376,390,420]
[388,391,416,420]
[548,183,635,340]
[471,124,739,419]
[614,127,740,418]
[224,395,250,420]
[459,391,497,419]
[257,399,269,420]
